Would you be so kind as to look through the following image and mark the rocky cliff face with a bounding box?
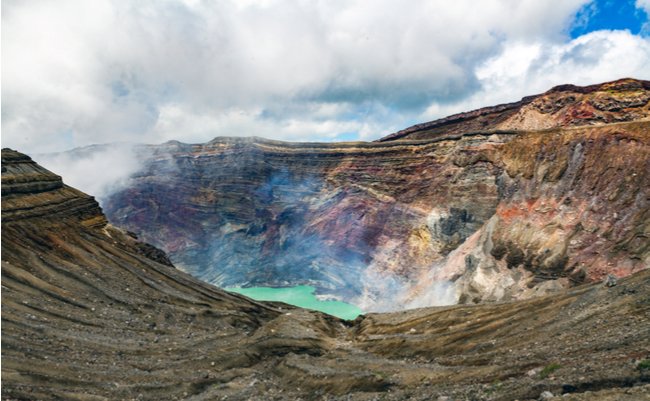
[416,122,649,303]
[101,79,650,310]
[103,134,504,307]
[3,149,650,400]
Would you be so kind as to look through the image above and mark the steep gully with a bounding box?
[97,78,650,310]
[2,148,650,400]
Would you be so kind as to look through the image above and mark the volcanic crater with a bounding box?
[2,78,650,400]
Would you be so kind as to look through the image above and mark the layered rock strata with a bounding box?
[103,133,505,306]
[103,118,649,307]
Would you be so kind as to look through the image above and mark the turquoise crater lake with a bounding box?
[225,285,363,320]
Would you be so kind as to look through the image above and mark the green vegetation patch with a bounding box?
[539,363,562,379]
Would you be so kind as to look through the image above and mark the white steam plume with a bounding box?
[34,144,148,203]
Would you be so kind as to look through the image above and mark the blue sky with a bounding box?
[3,0,650,154]
[571,0,649,36]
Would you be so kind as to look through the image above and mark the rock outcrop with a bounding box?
[3,148,650,400]
[2,149,106,227]
[417,121,649,303]
[100,79,649,309]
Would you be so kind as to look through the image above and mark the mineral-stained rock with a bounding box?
[100,80,649,307]
[3,149,650,400]
[437,122,650,303]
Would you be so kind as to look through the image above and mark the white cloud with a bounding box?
[422,30,650,120]
[3,0,649,154]
[34,144,146,202]
[638,0,650,33]
[150,103,378,143]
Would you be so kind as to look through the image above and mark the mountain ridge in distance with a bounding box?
[379,77,650,142]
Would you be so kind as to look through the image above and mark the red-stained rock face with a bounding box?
[101,79,650,309]
[430,123,649,304]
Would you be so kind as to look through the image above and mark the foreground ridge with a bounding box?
[2,148,650,400]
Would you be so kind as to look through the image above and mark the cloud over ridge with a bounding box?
[3,0,650,153]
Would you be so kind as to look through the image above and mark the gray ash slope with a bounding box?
[2,148,650,400]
